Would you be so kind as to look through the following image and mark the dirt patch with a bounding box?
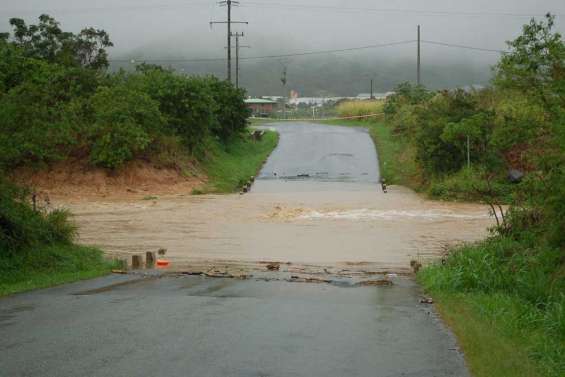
[11,159,206,202]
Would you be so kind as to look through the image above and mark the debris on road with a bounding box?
[420,297,434,304]
[357,279,393,287]
[266,262,280,271]
[410,260,422,273]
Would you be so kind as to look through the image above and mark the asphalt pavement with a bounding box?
[0,274,468,377]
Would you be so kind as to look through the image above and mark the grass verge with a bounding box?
[0,244,116,297]
[319,119,421,189]
[199,130,279,193]
[418,236,565,377]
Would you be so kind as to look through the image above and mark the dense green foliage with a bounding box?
[412,15,564,376]
[0,179,76,255]
[0,16,256,294]
[0,15,251,171]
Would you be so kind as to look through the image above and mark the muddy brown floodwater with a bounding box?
[60,123,493,277]
[65,182,492,276]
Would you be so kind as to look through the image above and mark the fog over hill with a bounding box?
[2,0,564,95]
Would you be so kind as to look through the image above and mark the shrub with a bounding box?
[206,76,250,141]
[0,179,76,255]
[134,68,216,156]
[89,84,163,169]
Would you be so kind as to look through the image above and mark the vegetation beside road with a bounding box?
[335,99,384,117]
[416,16,564,377]
[0,14,251,175]
[0,179,116,296]
[199,131,278,193]
[0,15,275,294]
[419,231,564,377]
[328,15,564,376]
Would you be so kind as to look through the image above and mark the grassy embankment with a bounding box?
[0,245,115,297]
[198,130,279,193]
[419,238,564,377]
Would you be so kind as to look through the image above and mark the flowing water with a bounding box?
[66,123,494,276]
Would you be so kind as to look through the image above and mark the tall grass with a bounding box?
[336,100,385,117]
[0,178,114,295]
[199,130,278,193]
[419,236,565,376]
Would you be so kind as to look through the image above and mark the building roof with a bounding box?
[245,98,277,104]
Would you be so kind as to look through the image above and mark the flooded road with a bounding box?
[68,122,493,275]
[2,122,486,376]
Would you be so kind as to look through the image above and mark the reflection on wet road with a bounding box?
[69,122,493,275]
[255,123,379,185]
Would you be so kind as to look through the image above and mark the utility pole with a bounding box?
[210,1,248,83]
[417,25,421,86]
[229,32,249,89]
[370,78,374,99]
[280,63,287,119]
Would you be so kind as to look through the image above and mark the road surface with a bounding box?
[0,122,480,376]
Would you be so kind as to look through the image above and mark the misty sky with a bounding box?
[1,0,564,88]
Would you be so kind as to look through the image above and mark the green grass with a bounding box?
[418,236,565,377]
[0,244,116,296]
[319,119,421,188]
[200,130,279,193]
[428,292,551,377]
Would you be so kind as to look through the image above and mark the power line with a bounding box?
[109,40,417,63]
[2,2,562,18]
[421,40,506,53]
[242,2,565,18]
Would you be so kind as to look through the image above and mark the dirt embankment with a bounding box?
[11,160,206,202]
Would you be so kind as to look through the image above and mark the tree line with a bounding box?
[0,15,250,171]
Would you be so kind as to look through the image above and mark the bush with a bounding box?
[89,84,163,169]
[207,76,250,141]
[0,179,76,255]
[428,167,512,202]
[133,68,216,156]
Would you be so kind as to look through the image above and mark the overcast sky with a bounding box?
[1,1,564,66]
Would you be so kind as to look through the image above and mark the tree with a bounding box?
[495,14,565,109]
[7,14,113,70]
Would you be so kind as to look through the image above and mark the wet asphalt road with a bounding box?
[254,123,380,190]
[0,274,467,377]
[0,123,470,376]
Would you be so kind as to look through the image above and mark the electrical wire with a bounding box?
[109,40,417,63]
[421,40,506,53]
[242,2,563,18]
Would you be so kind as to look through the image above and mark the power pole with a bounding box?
[417,25,421,86]
[230,32,249,89]
[210,1,247,83]
[370,78,374,99]
[280,64,287,119]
